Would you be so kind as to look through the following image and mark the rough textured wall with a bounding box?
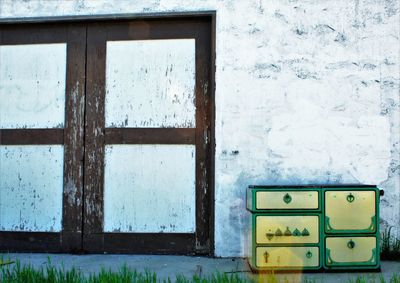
[1,0,399,257]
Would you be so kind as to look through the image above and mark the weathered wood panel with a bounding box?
[0,43,66,129]
[102,233,196,254]
[193,20,213,254]
[0,145,64,232]
[104,128,195,144]
[103,144,196,233]
[0,232,61,252]
[105,39,196,128]
[84,24,106,236]
[61,24,86,251]
[0,129,63,145]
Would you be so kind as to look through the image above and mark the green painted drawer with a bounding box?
[255,215,319,244]
[325,237,379,268]
[255,246,320,269]
[247,187,320,212]
[256,191,319,210]
[325,189,377,233]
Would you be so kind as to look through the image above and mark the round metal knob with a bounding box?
[346,193,355,203]
[306,251,313,258]
[347,240,355,249]
[283,193,292,204]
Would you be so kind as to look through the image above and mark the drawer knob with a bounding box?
[283,193,292,204]
[301,228,310,236]
[264,251,269,263]
[346,193,355,203]
[306,251,313,259]
[347,240,356,249]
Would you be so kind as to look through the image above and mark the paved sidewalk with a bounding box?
[1,253,399,282]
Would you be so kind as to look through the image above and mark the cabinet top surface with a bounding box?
[248,185,377,189]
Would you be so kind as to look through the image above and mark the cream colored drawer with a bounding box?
[256,246,319,268]
[256,191,319,210]
[256,215,319,244]
[325,190,376,233]
[326,237,377,266]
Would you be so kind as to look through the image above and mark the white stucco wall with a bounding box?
[1,0,399,257]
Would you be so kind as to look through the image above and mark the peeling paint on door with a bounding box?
[105,39,196,128]
[103,144,196,233]
[0,145,64,232]
[0,43,66,129]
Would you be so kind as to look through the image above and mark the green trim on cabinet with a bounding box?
[246,187,322,213]
[249,212,323,271]
[322,187,381,270]
[325,216,376,234]
[323,188,378,234]
[325,248,376,266]
[253,213,322,246]
[247,185,381,272]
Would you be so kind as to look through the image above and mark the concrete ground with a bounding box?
[1,253,399,282]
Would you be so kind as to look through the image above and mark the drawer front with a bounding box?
[256,191,319,210]
[256,246,319,268]
[256,215,319,244]
[325,190,376,233]
[325,237,377,266]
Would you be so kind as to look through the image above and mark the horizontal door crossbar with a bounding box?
[0,129,64,145]
[105,128,196,144]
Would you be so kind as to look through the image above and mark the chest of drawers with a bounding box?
[246,185,381,271]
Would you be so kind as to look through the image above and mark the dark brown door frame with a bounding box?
[0,13,215,255]
[0,23,86,252]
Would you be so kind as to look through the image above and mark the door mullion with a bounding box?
[83,24,107,252]
[62,24,87,252]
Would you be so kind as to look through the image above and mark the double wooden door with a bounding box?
[0,16,213,254]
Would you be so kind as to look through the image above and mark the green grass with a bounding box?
[0,260,14,267]
[1,261,400,283]
[347,274,400,283]
[0,261,249,283]
[381,227,400,261]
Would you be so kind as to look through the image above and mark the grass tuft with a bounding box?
[347,274,400,283]
[381,226,400,261]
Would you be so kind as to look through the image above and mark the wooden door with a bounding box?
[0,23,86,252]
[83,18,213,254]
[0,16,213,255]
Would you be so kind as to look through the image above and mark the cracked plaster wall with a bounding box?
[1,0,399,257]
